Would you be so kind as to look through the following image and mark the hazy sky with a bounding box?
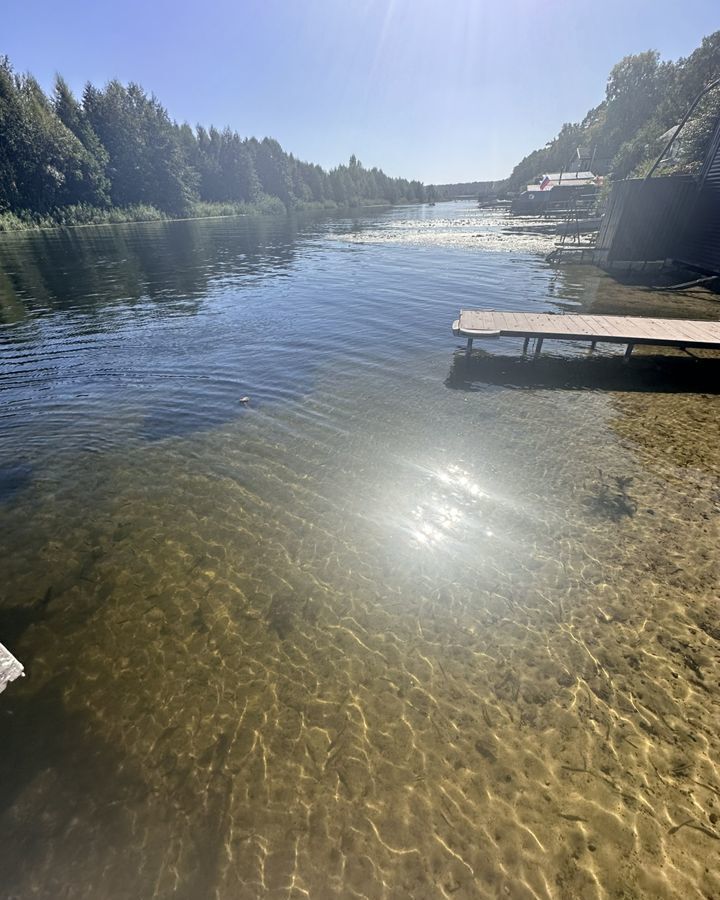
[3,0,719,183]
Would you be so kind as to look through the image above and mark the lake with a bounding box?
[1,202,719,899]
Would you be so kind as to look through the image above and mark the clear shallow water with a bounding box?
[1,202,719,899]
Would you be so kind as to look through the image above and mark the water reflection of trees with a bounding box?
[0,214,321,325]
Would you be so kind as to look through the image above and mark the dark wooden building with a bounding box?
[593,114,720,276]
[675,115,720,275]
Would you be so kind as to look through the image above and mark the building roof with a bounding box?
[526,171,599,191]
[545,172,596,181]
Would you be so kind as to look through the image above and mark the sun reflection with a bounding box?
[404,464,493,550]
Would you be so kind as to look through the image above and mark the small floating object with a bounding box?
[239,396,250,405]
[0,643,24,695]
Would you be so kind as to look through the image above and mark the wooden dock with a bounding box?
[452,310,720,360]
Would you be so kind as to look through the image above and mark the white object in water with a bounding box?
[0,642,24,695]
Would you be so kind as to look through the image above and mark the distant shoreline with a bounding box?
[0,199,403,235]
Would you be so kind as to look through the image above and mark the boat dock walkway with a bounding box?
[452,309,720,361]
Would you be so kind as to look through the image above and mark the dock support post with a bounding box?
[534,338,544,359]
[589,340,596,353]
[465,336,473,356]
[623,343,634,364]
[522,337,530,356]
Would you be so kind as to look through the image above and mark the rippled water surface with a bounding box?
[1,203,719,899]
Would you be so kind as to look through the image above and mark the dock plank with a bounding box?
[454,310,720,351]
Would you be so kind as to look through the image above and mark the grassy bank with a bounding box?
[0,196,386,234]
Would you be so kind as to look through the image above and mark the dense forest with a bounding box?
[430,181,501,201]
[506,31,720,192]
[0,57,427,230]
[5,33,720,230]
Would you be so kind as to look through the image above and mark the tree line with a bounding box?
[0,57,427,225]
[429,181,501,201]
[506,31,720,191]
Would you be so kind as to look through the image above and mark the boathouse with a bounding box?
[511,171,600,216]
[594,96,720,276]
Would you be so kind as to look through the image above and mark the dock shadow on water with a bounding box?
[445,348,720,394]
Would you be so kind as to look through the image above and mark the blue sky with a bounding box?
[3,0,719,183]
